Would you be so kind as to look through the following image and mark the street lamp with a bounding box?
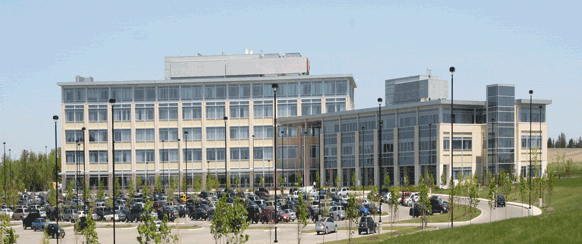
[224,116,229,192]
[539,105,543,204]
[3,141,6,207]
[162,140,165,193]
[272,83,279,243]
[185,131,188,200]
[281,130,285,188]
[529,90,533,215]
[361,126,365,198]
[82,127,86,206]
[53,115,59,244]
[251,134,255,192]
[76,140,80,203]
[109,98,117,244]
[449,66,455,228]
[377,98,382,223]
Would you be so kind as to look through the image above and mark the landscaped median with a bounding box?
[397,203,481,224]
[320,226,436,243]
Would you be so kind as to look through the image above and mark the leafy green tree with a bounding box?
[142,182,150,199]
[211,196,230,244]
[79,209,99,244]
[468,175,480,225]
[82,180,90,205]
[97,180,105,201]
[113,177,121,198]
[260,176,264,188]
[278,175,284,195]
[66,181,74,201]
[136,198,179,244]
[547,166,556,206]
[296,193,309,244]
[487,173,497,222]
[235,176,240,190]
[417,175,431,230]
[315,173,320,188]
[502,172,512,219]
[136,177,143,192]
[367,185,380,220]
[155,176,163,193]
[227,198,250,244]
[384,172,391,188]
[168,177,177,201]
[351,172,356,188]
[181,177,188,196]
[48,189,57,205]
[0,214,18,243]
[346,195,359,243]
[441,170,447,187]
[295,173,302,188]
[388,186,401,229]
[193,176,202,192]
[127,179,135,204]
[334,175,340,187]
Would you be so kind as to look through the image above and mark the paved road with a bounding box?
[13,196,542,244]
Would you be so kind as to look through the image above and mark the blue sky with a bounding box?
[1,0,581,155]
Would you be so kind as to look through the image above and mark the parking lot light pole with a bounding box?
[539,105,543,205]
[3,141,6,207]
[529,90,533,216]
[109,98,117,244]
[162,140,165,193]
[361,126,365,199]
[251,134,255,192]
[272,83,279,243]
[76,140,79,202]
[82,127,86,206]
[185,131,188,200]
[377,97,383,223]
[224,116,228,193]
[449,66,455,228]
[53,115,59,244]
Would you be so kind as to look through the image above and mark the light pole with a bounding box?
[162,139,165,193]
[449,66,455,228]
[53,115,59,244]
[377,97,383,223]
[281,130,285,188]
[76,140,79,202]
[251,134,255,192]
[429,123,432,179]
[109,98,117,244]
[529,90,533,215]
[361,126,365,198]
[539,105,543,204]
[272,83,279,243]
[185,131,188,200]
[224,116,229,192]
[82,127,86,206]
[3,142,5,207]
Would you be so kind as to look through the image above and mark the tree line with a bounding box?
[547,133,582,148]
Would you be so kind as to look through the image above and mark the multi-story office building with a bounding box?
[280,82,550,187]
[58,52,356,190]
[385,75,448,106]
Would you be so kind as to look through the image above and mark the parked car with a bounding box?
[282,209,296,222]
[358,216,377,235]
[403,193,419,207]
[328,206,345,220]
[46,223,65,239]
[496,194,506,207]
[409,203,430,218]
[0,208,14,219]
[22,211,41,230]
[13,208,28,220]
[31,218,47,231]
[315,217,337,235]
[430,196,450,214]
[338,187,350,198]
[358,205,370,216]
[189,208,209,220]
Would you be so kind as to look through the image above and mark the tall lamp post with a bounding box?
[53,115,59,244]
[162,140,165,193]
[281,130,285,188]
[251,134,255,192]
[361,126,365,198]
[539,105,543,205]
[272,83,279,243]
[75,140,79,202]
[377,98,383,223]
[109,98,117,244]
[185,131,188,199]
[3,142,6,207]
[529,90,533,216]
[82,127,86,206]
[449,66,455,228]
[224,116,229,192]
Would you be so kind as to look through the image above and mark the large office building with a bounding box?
[58,52,356,190]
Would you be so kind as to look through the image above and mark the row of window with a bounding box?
[63,80,349,103]
[443,137,473,150]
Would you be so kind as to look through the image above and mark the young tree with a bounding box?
[295,193,309,244]
[388,186,400,229]
[80,209,99,244]
[113,177,121,198]
[181,177,188,197]
[351,172,356,189]
[193,176,203,193]
[97,180,105,201]
[487,174,496,222]
[295,173,303,188]
[66,182,74,201]
[547,166,556,206]
[82,180,90,205]
[142,182,150,200]
[0,214,18,243]
[345,195,359,243]
[278,175,284,195]
[235,176,240,190]
[502,172,512,219]
[155,176,163,193]
[260,176,265,188]
[468,175,480,225]
[211,196,230,244]
[168,177,177,202]
[367,186,379,220]
[384,172,391,189]
[227,198,251,244]
[136,198,179,244]
[441,171,447,188]
[334,175,340,187]
[128,179,135,204]
[519,175,527,217]
[417,175,431,230]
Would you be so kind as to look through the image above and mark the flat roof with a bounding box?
[57,73,356,88]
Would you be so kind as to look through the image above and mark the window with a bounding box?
[207,148,226,161]
[444,136,472,150]
[277,100,297,117]
[65,105,84,122]
[110,87,133,102]
[277,146,298,159]
[278,126,298,138]
[135,104,155,121]
[136,129,155,142]
[253,101,273,118]
[113,129,131,142]
[159,149,178,162]
[159,128,179,141]
[89,151,108,164]
[113,150,131,163]
[66,151,84,164]
[301,99,322,116]
[254,126,273,139]
[112,104,131,121]
[252,83,274,98]
[254,147,273,160]
[183,103,202,120]
[65,130,84,143]
[325,98,346,113]
[230,101,249,118]
[88,105,108,122]
[521,135,542,149]
[230,126,249,139]
[324,80,348,96]
[157,86,179,101]
[206,127,226,140]
[87,88,109,103]
[252,84,264,98]
[230,148,250,160]
[63,88,86,103]
[183,149,202,162]
[159,103,178,120]
[181,85,204,100]
[443,137,450,150]
[136,150,155,163]
[182,128,202,141]
[205,85,227,100]
[206,102,225,119]
[134,86,156,102]
[89,130,108,143]
[286,82,298,97]
[228,84,251,99]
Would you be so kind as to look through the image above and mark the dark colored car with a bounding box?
[409,203,430,218]
[178,205,189,218]
[75,217,88,232]
[246,205,261,224]
[46,223,65,239]
[430,196,450,214]
[199,191,209,199]
[358,216,377,235]
[157,208,176,222]
[31,218,46,231]
[23,211,41,230]
[190,208,209,220]
[127,204,144,222]
[255,188,269,198]
[496,194,506,207]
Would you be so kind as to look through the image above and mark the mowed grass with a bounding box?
[321,226,429,244]
[398,203,481,224]
[382,177,582,244]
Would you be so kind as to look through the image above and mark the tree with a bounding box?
[82,180,90,205]
[168,177,177,202]
[136,198,179,244]
[345,195,359,243]
[181,177,188,197]
[502,172,512,219]
[468,175,480,225]
[155,176,163,193]
[128,179,135,204]
[383,172,391,189]
[417,175,431,230]
[367,186,380,221]
[210,195,250,244]
[547,138,553,148]
[234,176,240,190]
[113,177,121,198]
[388,186,400,229]
[66,181,74,201]
[0,214,18,243]
[80,209,99,244]
[97,180,105,201]
[567,138,575,148]
[142,182,150,200]
[278,175,284,195]
[334,175,340,187]
[260,176,265,188]
[441,171,447,187]
[211,195,229,244]
[547,164,556,206]
[48,189,57,205]
[557,132,567,148]
[193,176,202,193]
[487,173,496,222]
[351,172,356,188]
[295,193,309,244]
[295,173,303,188]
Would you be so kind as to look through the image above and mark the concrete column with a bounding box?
[373,129,380,187]
[393,127,399,186]
[414,126,420,185]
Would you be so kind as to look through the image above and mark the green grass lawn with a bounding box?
[97,224,133,228]
[320,226,431,244]
[398,203,481,224]
[381,176,582,244]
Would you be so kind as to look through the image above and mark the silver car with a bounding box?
[282,209,296,221]
[315,217,337,235]
[329,206,345,220]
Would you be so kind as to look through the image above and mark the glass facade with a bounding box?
[487,84,516,175]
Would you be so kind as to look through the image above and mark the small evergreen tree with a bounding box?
[295,173,303,188]
[335,175,340,187]
[260,176,265,188]
[66,182,74,201]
